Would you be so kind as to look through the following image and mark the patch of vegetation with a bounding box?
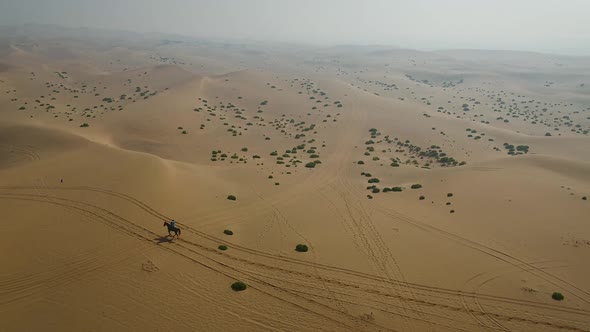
[305,162,316,168]
[227,195,237,201]
[552,292,564,301]
[368,178,380,184]
[231,281,247,291]
[80,123,89,127]
[410,184,422,189]
[295,244,309,252]
[223,229,234,235]
[419,196,425,200]
[392,187,403,192]
[218,245,228,251]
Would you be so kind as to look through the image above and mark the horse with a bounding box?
[163,221,181,238]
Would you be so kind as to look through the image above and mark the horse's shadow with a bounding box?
[155,236,173,244]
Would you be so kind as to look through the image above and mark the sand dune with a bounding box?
[0,26,589,331]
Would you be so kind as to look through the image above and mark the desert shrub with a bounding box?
[218,245,228,251]
[182,130,187,134]
[552,292,564,301]
[357,160,365,165]
[419,196,425,200]
[227,195,237,201]
[368,178,380,184]
[305,162,316,168]
[80,123,89,127]
[372,156,380,161]
[295,244,309,252]
[392,187,403,192]
[310,154,319,158]
[223,229,233,235]
[253,155,261,159]
[383,187,391,193]
[411,184,422,189]
[241,147,248,152]
[372,187,380,193]
[231,281,247,291]
[390,162,399,167]
[450,210,455,213]
[583,196,587,200]
[270,151,278,156]
[447,193,454,197]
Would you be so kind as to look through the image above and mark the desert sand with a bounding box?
[0,25,589,331]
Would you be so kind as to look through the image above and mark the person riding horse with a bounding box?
[163,219,181,237]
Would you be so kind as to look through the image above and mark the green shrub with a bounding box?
[182,130,187,134]
[270,151,278,156]
[411,184,422,189]
[447,193,453,197]
[218,245,228,251]
[368,178,380,184]
[223,229,233,235]
[241,147,248,152]
[295,244,309,252]
[231,281,247,291]
[80,123,89,127]
[305,162,316,168]
[372,187,380,193]
[382,187,391,193]
[552,292,564,301]
[227,195,237,201]
[357,161,365,165]
[419,196,425,200]
[392,187,403,192]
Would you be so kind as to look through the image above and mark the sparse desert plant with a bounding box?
[181,130,187,134]
[80,123,89,127]
[583,196,587,200]
[419,196,425,200]
[231,281,247,291]
[552,292,564,301]
[411,184,422,189]
[368,178,380,184]
[218,245,228,251]
[241,147,248,152]
[227,195,237,201]
[223,229,234,235]
[383,187,391,193]
[447,193,454,197]
[392,187,403,192]
[305,162,316,168]
[372,187,380,193]
[295,244,309,252]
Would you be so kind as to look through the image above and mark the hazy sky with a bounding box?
[1,0,589,54]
